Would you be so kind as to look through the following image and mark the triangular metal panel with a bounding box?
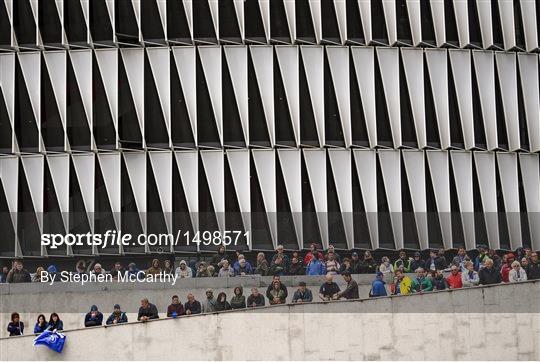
[174,150,198,232]
[428,0,445,47]
[226,149,251,236]
[17,52,41,132]
[250,46,274,146]
[275,46,299,146]
[402,149,428,250]
[473,152,499,249]
[472,51,497,150]
[172,46,197,145]
[208,0,219,41]
[326,46,351,147]
[328,149,353,249]
[69,50,93,132]
[0,54,15,131]
[120,48,145,145]
[224,46,248,144]
[182,0,193,39]
[520,0,538,51]
[401,48,426,148]
[300,46,324,146]
[259,0,270,42]
[518,153,540,251]
[123,152,146,233]
[517,53,540,151]
[21,155,44,232]
[147,47,171,143]
[450,150,475,250]
[495,52,519,151]
[425,49,450,149]
[334,0,346,44]
[200,150,225,231]
[198,46,222,145]
[303,148,328,249]
[378,149,403,250]
[308,0,321,43]
[376,47,401,147]
[149,151,172,233]
[233,0,244,40]
[357,0,371,44]
[381,0,396,45]
[476,0,493,48]
[496,152,521,250]
[283,0,295,42]
[0,156,18,232]
[252,149,277,247]
[449,50,474,149]
[498,0,516,50]
[406,0,421,46]
[43,51,66,134]
[155,0,168,40]
[277,149,302,248]
[71,153,95,231]
[97,152,120,229]
[452,0,469,47]
[95,49,118,133]
[426,150,452,249]
[351,46,376,147]
[131,0,142,42]
[46,154,69,231]
[352,149,378,248]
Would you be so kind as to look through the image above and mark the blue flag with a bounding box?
[33,330,66,353]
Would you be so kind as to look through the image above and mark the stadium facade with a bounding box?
[0,0,539,258]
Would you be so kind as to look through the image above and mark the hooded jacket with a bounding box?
[146,259,162,276]
[370,279,387,297]
[175,261,193,278]
[230,287,247,309]
[233,260,254,275]
[479,267,502,285]
[306,259,326,275]
[411,277,433,292]
[394,276,412,295]
[247,293,265,307]
[214,292,232,311]
[106,311,128,325]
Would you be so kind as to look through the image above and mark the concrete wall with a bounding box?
[0,281,539,361]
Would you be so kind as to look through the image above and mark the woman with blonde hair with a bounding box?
[509,260,527,283]
[379,256,394,284]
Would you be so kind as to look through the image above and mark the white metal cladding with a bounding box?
[0,0,538,255]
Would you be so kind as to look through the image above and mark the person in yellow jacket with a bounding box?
[393,270,412,295]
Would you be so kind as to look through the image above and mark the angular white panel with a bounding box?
[21,155,44,231]
[131,0,142,42]
[72,153,95,232]
[425,49,450,149]
[496,152,521,249]
[252,149,277,247]
[376,47,401,147]
[402,149,428,250]
[275,46,299,145]
[94,49,118,134]
[381,0,396,45]
[277,149,302,248]
[429,0,445,47]
[520,0,538,51]
[156,0,167,40]
[69,50,93,130]
[309,0,322,43]
[226,149,251,238]
[495,52,520,151]
[123,152,147,235]
[401,48,426,148]
[303,149,328,249]
[233,0,244,40]
[172,47,197,144]
[334,0,347,44]
[326,46,351,147]
[426,150,452,249]
[259,0,270,42]
[518,53,540,151]
[472,51,497,150]
[498,0,516,50]
[250,46,274,146]
[0,54,15,128]
[47,154,69,230]
[283,0,295,43]
[351,46,376,148]
[357,0,371,44]
[148,151,172,213]
[200,150,225,234]
[476,0,493,48]
[208,0,219,40]
[300,46,324,146]
[0,157,18,213]
[174,151,198,232]
[43,52,67,132]
[474,152,499,249]
[18,52,41,130]
[452,0,469,47]
[224,46,248,144]
[519,153,540,251]
[406,0,421,46]
[378,149,403,250]
[147,48,171,143]
[450,150,475,250]
[120,48,144,142]
[198,46,222,145]
[449,50,474,149]
[353,149,378,248]
[97,152,121,229]
[182,0,193,39]
[328,149,353,249]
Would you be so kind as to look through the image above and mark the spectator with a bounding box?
[292,281,313,303]
[451,248,468,271]
[339,258,353,274]
[393,250,412,273]
[254,252,269,276]
[146,259,161,276]
[379,256,394,284]
[509,261,527,283]
[350,252,362,274]
[138,298,159,321]
[267,256,286,276]
[326,245,341,263]
[233,256,254,276]
[304,243,324,266]
[166,295,186,318]
[163,260,174,276]
[32,267,46,282]
[524,248,533,262]
[188,259,197,276]
[514,247,526,262]
[437,249,448,269]
[291,251,302,265]
[6,261,31,283]
[48,313,63,331]
[306,252,326,275]
[393,270,412,295]
[430,270,447,290]
[474,245,489,271]
[361,251,379,274]
[247,287,265,307]
[230,286,246,309]
[211,245,230,269]
[106,304,128,325]
[214,292,232,311]
[203,289,218,313]
[424,250,446,271]
[0,265,9,282]
[84,305,103,327]
[521,257,529,270]
[526,252,540,280]
[184,293,202,315]
[218,260,235,277]
[91,263,106,275]
[271,245,290,270]
[75,260,87,275]
[196,261,212,277]
[462,261,480,287]
[7,312,23,336]
[478,259,502,285]
[127,262,143,277]
[370,272,387,297]
[46,265,58,280]
[34,314,48,334]
[335,271,359,300]
[411,268,433,293]
[488,249,502,271]
[268,280,287,305]
[501,253,515,283]
[319,274,340,301]
[325,252,341,275]
[446,265,463,289]
[410,252,424,272]
[207,265,216,277]
[110,262,125,280]
[175,260,193,278]
[288,257,305,276]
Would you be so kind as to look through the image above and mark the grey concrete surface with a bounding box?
[0,280,539,360]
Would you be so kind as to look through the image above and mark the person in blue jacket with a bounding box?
[48,313,63,331]
[7,312,24,336]
[306,252,326,275]
[84,305,103,327]
[370,272,388,297]
[34,314,48,334]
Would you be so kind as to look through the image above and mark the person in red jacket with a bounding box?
[446,265,463,289]
[500,253,515,283]
[303,243,324,266]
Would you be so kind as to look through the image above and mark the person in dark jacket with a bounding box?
[430,270,447,291]
[319,274,340,301]
[7,312,23,336]
[247,287,266,307]
[370,272,387,297]
[526,252,540,280]
[48,313,63,331]
[166,296,186,318]
[0,265,9,283]
[339,258,353,274]
[424,250,446,271]
[335,271,359,299]
[479,259,502,285]
[184,293,202,315]
[230,286,246,309]
[288,257,305,275]
[84,305,103,327]
[211,245,230,269]
[271,245,290,270]
[349,252,362,274]
[214,292,232,311]
[266,275,288,302]
[138,298,159,321]
[474,245,489,271]
[6,261,31,283]
[106,304,128,325]
[361,251,378,274]
[267,257,286,276]
[34,314,48,334]
[410,252,424,272]
[292,281,313,303]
